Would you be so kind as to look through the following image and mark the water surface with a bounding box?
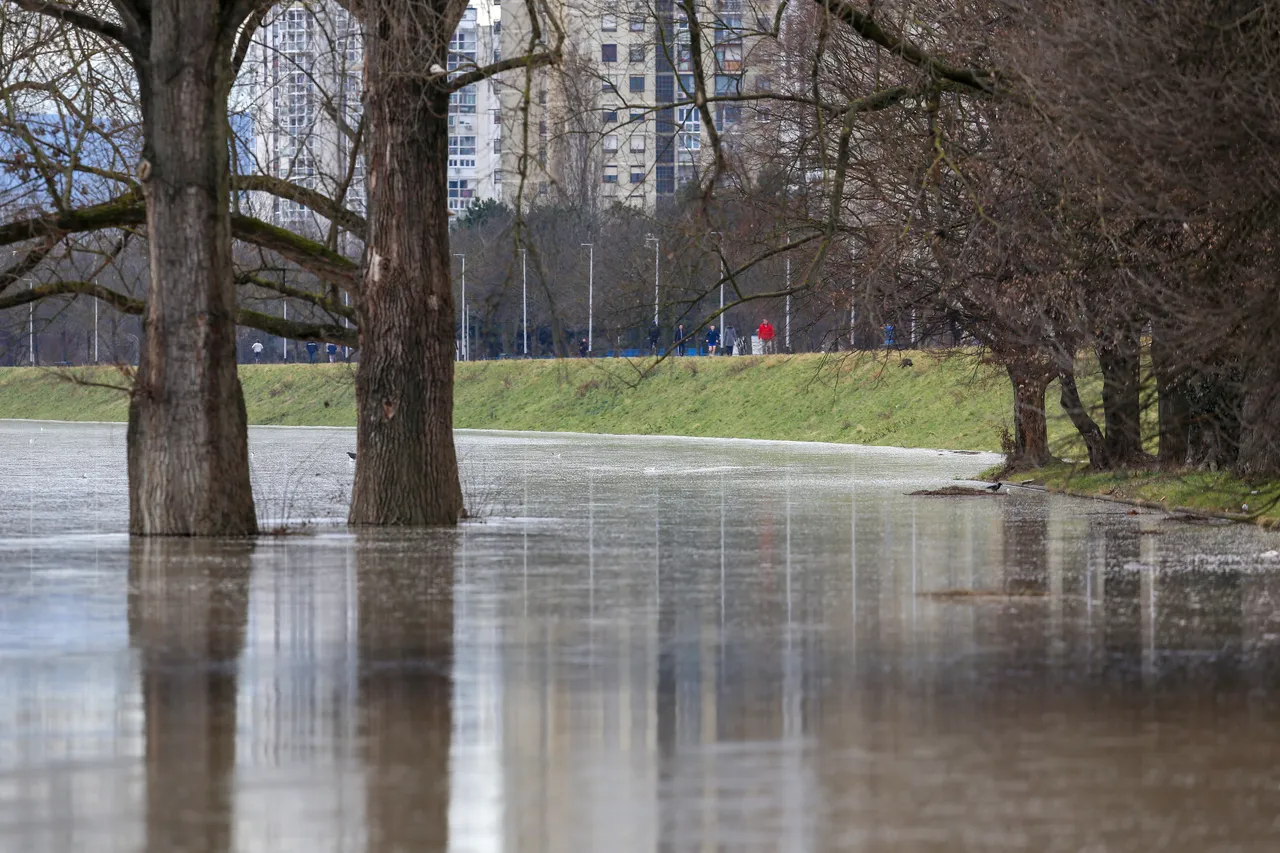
[2,421,1280,852]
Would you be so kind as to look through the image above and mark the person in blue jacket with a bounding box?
[706,324,720,355]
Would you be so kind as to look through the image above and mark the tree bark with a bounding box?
[1237,360,1280,477]
[1097,329,1144,466]
[1005,361,1052,469]
[349,5,465,526]
[1151,321,1189,468]
[127,3,256,536]
[1058,362,1109,468]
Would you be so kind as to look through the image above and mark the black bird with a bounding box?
[347,451,356,460]
[985,481,1002,492]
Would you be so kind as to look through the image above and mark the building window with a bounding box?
[602,76,618,92]
[538,89,547,105]
[603,164,618,183]
[715,103,741,129]
[715,74,741,96]
[602,13,617,31]
[448,179,473,210]
[448,135,477,156]
[603,109,618,123]
[629,75,645,93]
[630,16,645,32]
[494,138,501,153]
[755,75,772,92]
[629,44,645,62]
[603,134,619,152]
[715,44,742,73]
[715,13,743,43]
[630,166,644,184]
[602,43,617,63]
[630,134,645,152]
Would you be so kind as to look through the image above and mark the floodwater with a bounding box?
[3,421,1280,852]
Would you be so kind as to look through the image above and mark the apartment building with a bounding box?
[241,0,503,232]
[497,0,779,212]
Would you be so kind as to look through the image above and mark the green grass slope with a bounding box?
[0,352,1038,451]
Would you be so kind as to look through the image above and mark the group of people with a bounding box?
[248,340,341,363]
[668,318,778,356]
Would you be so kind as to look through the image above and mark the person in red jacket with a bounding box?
[758,318,776,354]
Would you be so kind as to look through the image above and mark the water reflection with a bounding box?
[129,539,251,853]
[5,428,1280,851]
[357,533,453,853]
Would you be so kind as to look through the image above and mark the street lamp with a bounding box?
[644,234,659,326]
[709,231,726,330]
[784,234,792,352]
[521,248,528,356]
[282,299,288,361]
[453,252,467,361]
[581,242,594,354]
[93,296,98,364]
[28,280,34,365]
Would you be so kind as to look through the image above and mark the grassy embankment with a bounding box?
[1,353,1277,525]
[0,352,1035,449]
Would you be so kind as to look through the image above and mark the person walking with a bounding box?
[676,323,687,356]
[758,318,776,355]
[306,340,318,363]
[706,324,720,355]
[579,337,589,358]
[647,322,661,354]
[251,340,263,363]
[327,342,338,363]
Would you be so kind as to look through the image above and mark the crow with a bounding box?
[347,451,356,460]
[985,481,1002,492]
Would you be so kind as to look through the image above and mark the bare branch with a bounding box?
[9,0,134,51]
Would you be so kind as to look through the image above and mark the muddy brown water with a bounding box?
[2,420,1280,852]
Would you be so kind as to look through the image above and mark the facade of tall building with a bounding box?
[240,0,503,232]
[447,2,505,213]
[497,0,778,212]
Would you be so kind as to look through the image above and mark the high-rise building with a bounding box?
[497,0,779,212]
[239,0,504,233]
[447,2,505,214]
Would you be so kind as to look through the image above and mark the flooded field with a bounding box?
[2,420,1280,852]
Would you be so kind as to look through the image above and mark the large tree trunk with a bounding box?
[1237,358,1280,477]
[1006,361,1052,470]
[1151,321,1190,468]
[1097,330,1144,466]
[127,5,256,536]
[1058,361,1109,468]
[349,6,465,526]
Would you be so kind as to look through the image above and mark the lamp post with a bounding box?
[93,296,99,363]
[644,234,659,326]
[28,280,34,365]
[581,242,594,353]
[282,300,288,360]
[521,248,528,356]
[784,237,791,352]
[709,231,726,328]
[454,252,466,361]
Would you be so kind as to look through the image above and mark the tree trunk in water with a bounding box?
[1058,363,1109,468]
[349,9,465,526]
[1006,363,1052,469]
[1150,322,1189,468]
[1097,331,1144,465]
[127,5,256,536]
